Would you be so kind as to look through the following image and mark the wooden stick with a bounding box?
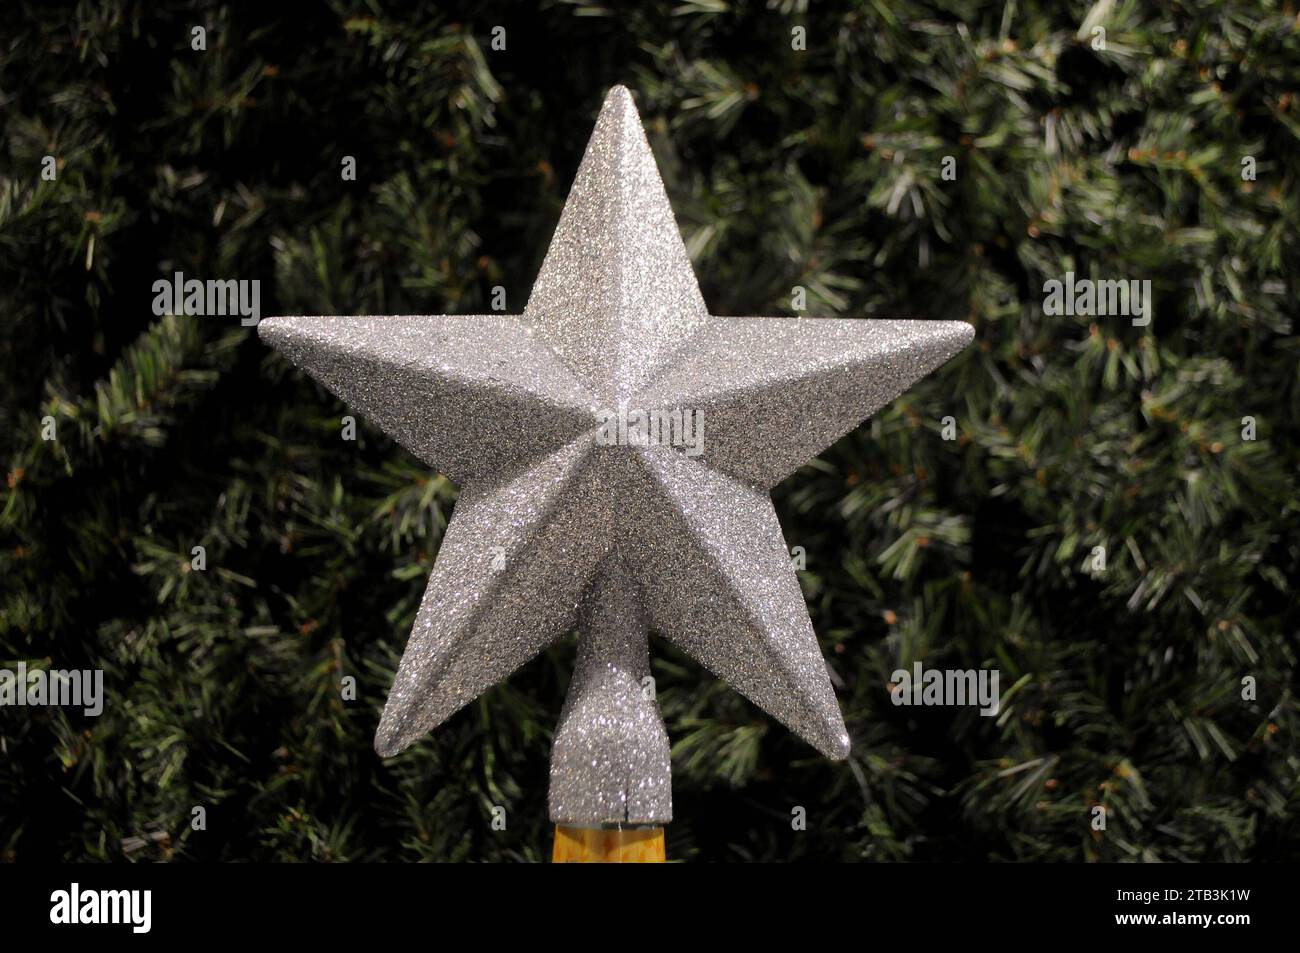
[552,824,666,863]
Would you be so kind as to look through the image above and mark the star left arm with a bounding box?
[259,313,598,485]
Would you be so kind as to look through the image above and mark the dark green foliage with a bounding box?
[1,0,1296,862]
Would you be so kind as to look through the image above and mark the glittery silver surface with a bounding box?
[548,561,672,824]
[525,85,709,403]
[259,85,974,824]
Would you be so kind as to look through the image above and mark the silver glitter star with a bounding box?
[260,86,973,825]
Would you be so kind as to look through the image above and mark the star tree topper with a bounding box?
[260,86,972,823]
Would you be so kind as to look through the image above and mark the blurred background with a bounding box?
[1,1,1296,862]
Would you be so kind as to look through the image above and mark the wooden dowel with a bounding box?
[552,824,666,863]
